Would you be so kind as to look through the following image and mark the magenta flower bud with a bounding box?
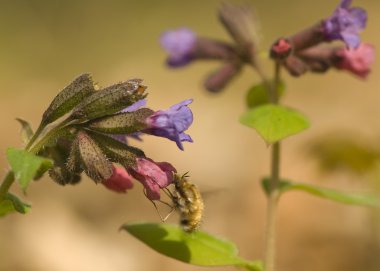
[103,166,134,193]
[160,28,197,67]
[323,0,367,48]
[144,99,193,150]
[270,38,292,60]
[129,158,176,200]
[334,43,375,78]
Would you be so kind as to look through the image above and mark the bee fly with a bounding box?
[171,173,204,232]
[149,173,204,232]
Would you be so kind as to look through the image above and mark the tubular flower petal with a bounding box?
[103,166,134,193]
[323,0,367,48]
[160,28,197,67]
[144,99,193,150]
[129,158,176,200]
[334,43,375,78]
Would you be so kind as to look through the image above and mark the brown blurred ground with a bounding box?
[0,0,379,270]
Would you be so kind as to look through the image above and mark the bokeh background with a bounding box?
[0,0,379,270]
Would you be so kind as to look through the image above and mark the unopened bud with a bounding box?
[70,79,147,121]
[86,108,154,134]
[283,55,308,77]
[42,73,96,125]
[204,61,242,93]
[70,130,113,182]
[49,166,81,185]
[219,3,260,54]
[270,38,292,60]
[86,130,145,168]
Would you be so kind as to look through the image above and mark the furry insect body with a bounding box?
[171,174,204,232]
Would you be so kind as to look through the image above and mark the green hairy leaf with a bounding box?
[6,148,53,190]
[240,104,310,144]
[0,193,31,217]
[262,178,380,207]
[246,81,285,108]
[122,223,262,270]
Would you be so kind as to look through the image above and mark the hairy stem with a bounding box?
[264,61,282,271]
[0,171,15,202]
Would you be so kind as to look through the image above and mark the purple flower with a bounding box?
[323,0,367,48]
[128,158,176,200]
[160,28,197,67]
[144,99,193,150]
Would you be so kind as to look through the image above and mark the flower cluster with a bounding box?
[32,74,193,200]
[272,0,373,79]
[160,0,373,92]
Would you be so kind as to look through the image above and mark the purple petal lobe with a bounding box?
[144,99,194,150]
[323,0,367,48]
[160,28,197,67]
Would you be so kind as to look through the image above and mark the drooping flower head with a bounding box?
[144,99,193,150]
[103,166,134,193]
[334,43,375,78]
[323,0,367,48]
[160,28,197,67]
[128,158,176,200]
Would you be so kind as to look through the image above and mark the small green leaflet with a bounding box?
[262,178,380,207]
[16,118,34,144]
[240,104,310,144]
[6,148,53,191]
[0,193,31,217]
[246,81,285,108]
[122,223,262,271]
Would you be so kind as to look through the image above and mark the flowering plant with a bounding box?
[124,1,377,271]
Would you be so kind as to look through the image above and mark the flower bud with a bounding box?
[70,79,147,121]
[270,38,292,60]
[219,3,260,56]
[42,73,96,126]
[102,166,134,193]
[86,108,154,134]
[86,130,145,168]
[204,62,242,93]
[69,130,113,183]
[49,166,81,185]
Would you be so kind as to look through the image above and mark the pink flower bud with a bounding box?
[103,166,134,193]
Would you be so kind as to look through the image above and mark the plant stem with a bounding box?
[0,171,15,201]
[264,61,282,271]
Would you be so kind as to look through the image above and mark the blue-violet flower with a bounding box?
[160,28,197,67]
[144,99,193,150]
[323,0,367,48]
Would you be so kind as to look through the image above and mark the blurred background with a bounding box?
[0,0,379,270]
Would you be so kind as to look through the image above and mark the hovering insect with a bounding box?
[171,173,204,232]
[149,173,204,232]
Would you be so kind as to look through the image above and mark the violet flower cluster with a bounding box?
[35,74,193,200]
[160,0,374,93]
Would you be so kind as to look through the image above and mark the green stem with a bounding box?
[25,122,46,151]
[0,171,15,201]
[264,61,282,271]
[29,116,75,154]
